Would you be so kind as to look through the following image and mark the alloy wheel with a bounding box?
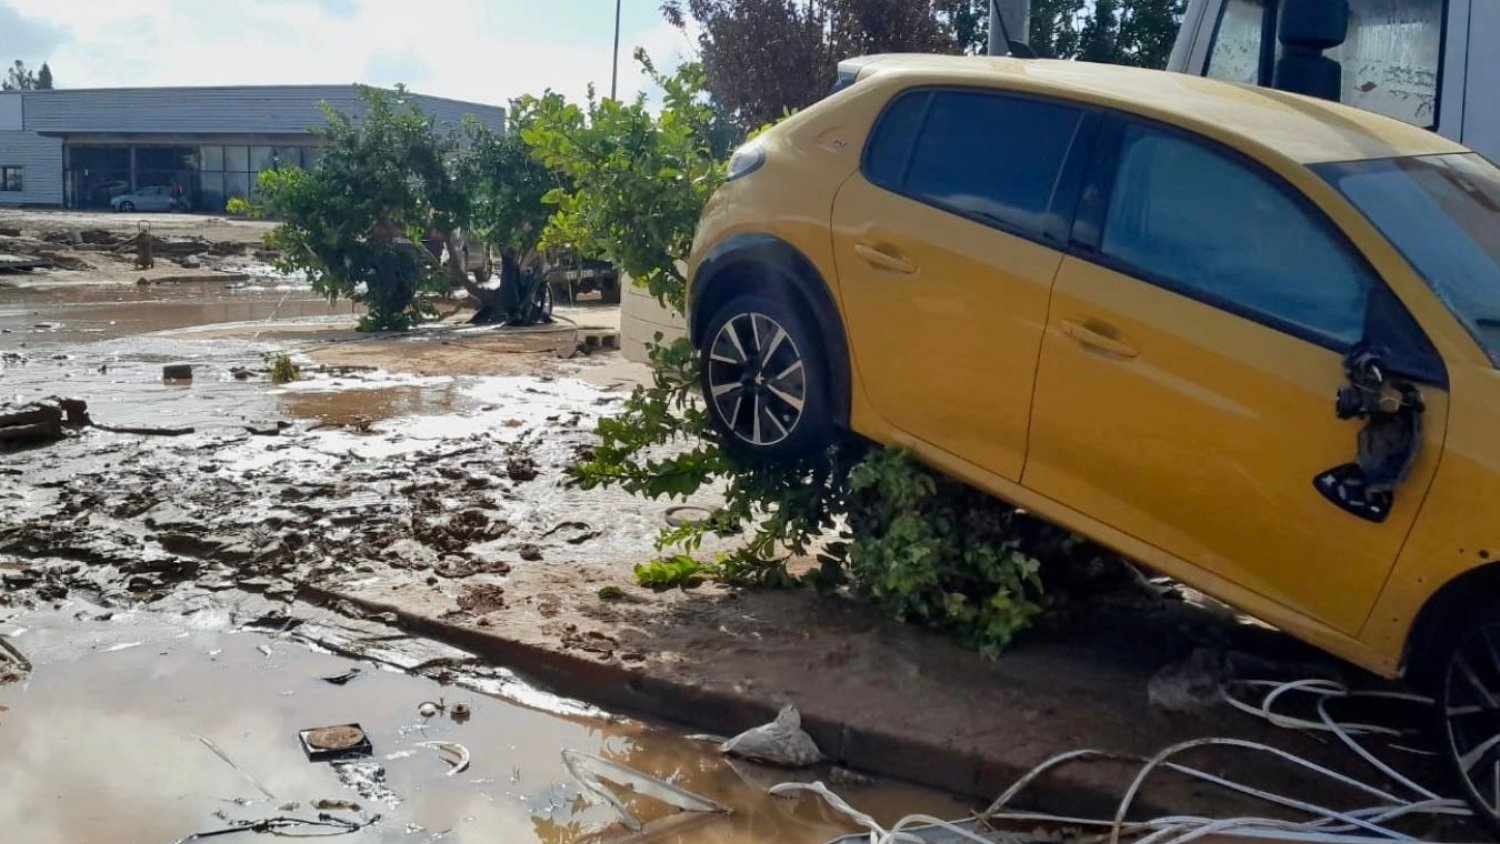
[1443,621,1500,823]
[706,312,807,447]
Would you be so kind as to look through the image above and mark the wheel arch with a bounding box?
[1403,561,1500,689]
[689,234,851,429]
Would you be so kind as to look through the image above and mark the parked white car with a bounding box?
[110,186,189,213]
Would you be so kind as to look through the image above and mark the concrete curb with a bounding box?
[301,583,1163,817]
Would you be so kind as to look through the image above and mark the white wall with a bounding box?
[0,131,63,206]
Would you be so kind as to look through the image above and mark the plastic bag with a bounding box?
[719,704,822,768]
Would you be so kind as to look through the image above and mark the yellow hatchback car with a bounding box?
[687,55,1500,822]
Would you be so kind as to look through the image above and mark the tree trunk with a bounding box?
[463,250,522,325]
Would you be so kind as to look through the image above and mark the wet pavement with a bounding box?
[0,603,964,844]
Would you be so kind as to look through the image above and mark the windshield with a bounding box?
[1319,153,1500,366]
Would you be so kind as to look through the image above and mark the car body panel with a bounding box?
[687,56,1500,678]
[830,173,1062,481]
[1025,255,1449,635]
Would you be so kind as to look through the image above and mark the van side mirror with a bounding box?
[1274,0,1349,102]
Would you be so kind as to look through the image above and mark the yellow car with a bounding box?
[687,54,1500,823]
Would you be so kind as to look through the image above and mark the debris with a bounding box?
[299,724,373,762]
[321,667,362,686]
[597,586,626,601]
[0,636,31,686]
[518,544,543,562]
[449,702,471,722]
[455,583,505,614]
[418,701,442,718]
[1147,648,1229,712]
[163,364,193,382]
[719,704,822,767]
[561,749,729,832]
[310,798,361,812]
[506,456,539,482]
[415,741,471,776]
[196,735,277,801]
[93,422,196,436]
[168,814,375,843]
[332,760,402,808]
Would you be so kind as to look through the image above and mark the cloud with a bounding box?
[0,0,699,106]
[0,3,67,65]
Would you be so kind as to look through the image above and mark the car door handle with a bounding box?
[853,242,917,275]
[1060,319,1139,359]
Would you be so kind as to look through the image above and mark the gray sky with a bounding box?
[0,0,698,106]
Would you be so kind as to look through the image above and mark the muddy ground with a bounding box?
[0,208,278,288]
[0,208,1481,842]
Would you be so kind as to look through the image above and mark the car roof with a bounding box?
[849,55,1466,165]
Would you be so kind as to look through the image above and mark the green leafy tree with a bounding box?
[522,52,726,313]
[36,62,52,90]
[458,97,566,318]
[257,86,467,331]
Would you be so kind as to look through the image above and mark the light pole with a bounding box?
[611,0,623,100]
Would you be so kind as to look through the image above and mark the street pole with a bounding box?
[988,0,1031,56]
[611,0,623,100]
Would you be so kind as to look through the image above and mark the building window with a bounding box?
[0,166,21,192]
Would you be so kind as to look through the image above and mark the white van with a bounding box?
[1168,0,1499,161]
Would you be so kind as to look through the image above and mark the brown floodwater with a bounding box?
[0,608,967,844]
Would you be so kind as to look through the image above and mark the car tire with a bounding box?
[699,292,833,459]
[1434,603,1500,835]
[119,201,135,213]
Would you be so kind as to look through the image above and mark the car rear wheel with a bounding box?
[119,201,135,213]
[1437,605,1500,835]
[700,293,832,459]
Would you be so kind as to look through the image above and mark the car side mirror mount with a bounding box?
[1315,343,1425,523]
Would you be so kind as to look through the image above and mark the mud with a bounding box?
[0,208,277,289]
[0,602,963,844]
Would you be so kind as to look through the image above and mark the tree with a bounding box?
[522,53,725,313]
[258,86,467,331]
[36,63,52,90]
[2,60,41,91]
[457,97,565,322]
[663,1,980,129]
[664,0,1186,127]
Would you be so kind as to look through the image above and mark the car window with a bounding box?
[866,89,1083,237]
[864,91,928,188]
[1322,153,1500,366]
[1100,124,1372,346]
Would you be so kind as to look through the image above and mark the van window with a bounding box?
[1206,0,1269,85]
[1331,0,1444,128]
[867,90,1082,237]
[1202,0,1444,128]
[1101,124,1372,346]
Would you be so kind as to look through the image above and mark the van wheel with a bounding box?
[1437,606,1500,835]
[700,293,831,459]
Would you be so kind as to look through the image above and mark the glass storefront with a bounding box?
[64,141,321,212]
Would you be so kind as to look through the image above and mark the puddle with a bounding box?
[0,280,357,345]
[0,608,965,844]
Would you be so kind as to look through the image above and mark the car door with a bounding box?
[137,187,164,211]
[1023,119,1448,635]
[830,89,1089,481]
